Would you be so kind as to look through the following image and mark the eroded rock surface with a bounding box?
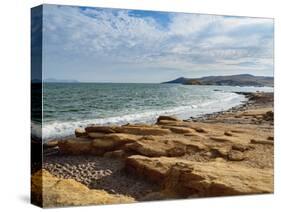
[31,169,135,208]
[125,155,273,197]
[42,93,274,206]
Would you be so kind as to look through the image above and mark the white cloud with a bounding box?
[42,5,274,80]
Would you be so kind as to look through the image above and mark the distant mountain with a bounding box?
[163,74,273,87]
[44,78,80,83]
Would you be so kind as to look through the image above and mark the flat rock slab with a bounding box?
[125,155,273,197]
[251,139,274,145]
[85,126,116,134]
[115,126,171,135]
[58,138,94,155]
[125,137,207,157]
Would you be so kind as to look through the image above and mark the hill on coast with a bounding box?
[163,74,273,87]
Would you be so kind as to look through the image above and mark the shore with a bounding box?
[33,92,274,207]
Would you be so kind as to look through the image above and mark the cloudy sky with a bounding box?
[41,4,274,83]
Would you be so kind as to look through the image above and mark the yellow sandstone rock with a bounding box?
[161,126,194,134]
[125,155,273,197]
[91,133,139,150]
[58,138,93,155]
[115,126,171,135]
[31,169,135,208]
[85,125,116,134]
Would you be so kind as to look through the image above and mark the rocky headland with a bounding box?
[163,74,273,87]
[32,92,274,207]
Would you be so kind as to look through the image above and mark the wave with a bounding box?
[31,121,42,139]
[41,91,246,141]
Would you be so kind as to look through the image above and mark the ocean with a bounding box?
[38,83,273,141]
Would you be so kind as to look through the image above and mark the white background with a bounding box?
[0,0,279,211]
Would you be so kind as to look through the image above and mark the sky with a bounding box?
[39,4,274,83]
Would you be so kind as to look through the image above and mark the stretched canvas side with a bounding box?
[31,5,43,208]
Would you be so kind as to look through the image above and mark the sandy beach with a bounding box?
[32,92,274,207]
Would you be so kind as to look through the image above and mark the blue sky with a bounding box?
[41,4,274,83]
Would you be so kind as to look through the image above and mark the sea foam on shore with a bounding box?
[42,91,245,141]
[40,84,273,142]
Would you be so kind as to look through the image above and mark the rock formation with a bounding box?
[31,169,134,208]
[125,155,273,197]
[39,100,274,206]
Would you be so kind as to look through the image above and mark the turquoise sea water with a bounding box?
[39,83,273,140]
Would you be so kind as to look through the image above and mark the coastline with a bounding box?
[189,91,273,122]
[33,91,273,207]
[41,91,270,143]
[41,89,249,142]
[43,84,260,141]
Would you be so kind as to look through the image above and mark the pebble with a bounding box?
[43,155,159,200]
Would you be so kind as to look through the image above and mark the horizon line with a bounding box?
[39,73,274,84]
